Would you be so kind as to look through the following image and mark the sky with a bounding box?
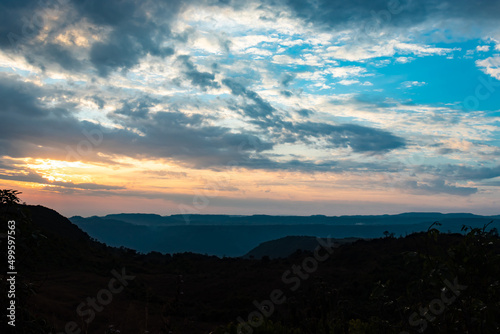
[1,0,500,217]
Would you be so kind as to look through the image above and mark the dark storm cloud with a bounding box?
[296,109,313,117]
[0,73,48,117]
[278,0,500,32]
[280,0,427,29]
[85,0,178,76]
[0,170,125,190]
[0,0,90,73]
[1,0,180,76]
[0,0,44,48]
[402,179,478,196]
[235,157,401,174]
[119,111,274,168]
[223,78,406,153]
[89,95,106,109]
[412,164,500,184]
[294,122,406,153]
[0,72,403,173]
[222,78,277,119]
[3,0,500,77]
[34,43,84,72]
[438,165,500,181]
[280,73,295,87]
[112,96,160,119]
[0,73,274,168]
[436,0,500,21]
[177,55,220,90]
[403,164,500,196]
[437,148,458,155]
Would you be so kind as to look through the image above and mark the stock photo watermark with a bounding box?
[49,267,135,334]
[5,219,17,327]
[400,277,467,334]
[351,0,408,45]
[177,137,260,224]
[65,128,105,163]
[229,237,336,334]
[463,56,500,111]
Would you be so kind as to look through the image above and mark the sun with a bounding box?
[22,158,94,184]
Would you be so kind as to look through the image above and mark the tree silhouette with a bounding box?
[0,189,22,205]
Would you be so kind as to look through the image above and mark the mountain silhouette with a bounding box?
[1,202,499,333]
[70,212,500,256]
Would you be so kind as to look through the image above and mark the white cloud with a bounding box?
[324,44,395,61]
[245,48,273,56]
[490,38,500,51]
[395,57,415,64]
[323,40,459,62]
[326,66,367,78]
[395,43,460,56]
[231,35,280,51]
[372,59,391,67]
[401,81,427,88]
[476,56,500,80]
[191,35,224,54]
[338,79,360,85]
[476,45,490,52]
[271,54,324,67]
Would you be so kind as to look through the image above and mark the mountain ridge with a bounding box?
[69,212,500,256]
[2,203,499,333]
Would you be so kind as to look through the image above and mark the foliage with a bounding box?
[0,189,23,205]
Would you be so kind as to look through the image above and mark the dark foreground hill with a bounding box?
[243,236,364,259]
[1,204,500,333]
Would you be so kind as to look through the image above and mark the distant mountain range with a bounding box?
[70,212,500,257]
[3,204,499,333]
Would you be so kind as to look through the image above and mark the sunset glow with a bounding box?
[1,0,500,216]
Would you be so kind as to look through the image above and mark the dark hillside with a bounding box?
[26,205,91,242]
[1,203,499,333]
[243,236,363,259]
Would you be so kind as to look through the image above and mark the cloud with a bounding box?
[223,78,406,153]
[280,73,295,87]
[280,0,425,30]
[395,56,414,63]
[327,66,366,78]
[338,79,360,85]
[222,78,278,120]
[38,43,85,72]
[476,56,500,80]
[0,73,274,169]
[1,71,401,176]
[0,169,124,190]
[296,109,313,117]
[402,179,478,196]
[177,55,220,90]
[279,0,500,33]
[1,0,179,76]
[439,165,500,181]
[1,0,499,212]
[293,122,406,153]
[401,81,426,88]
[112,96,159,119]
